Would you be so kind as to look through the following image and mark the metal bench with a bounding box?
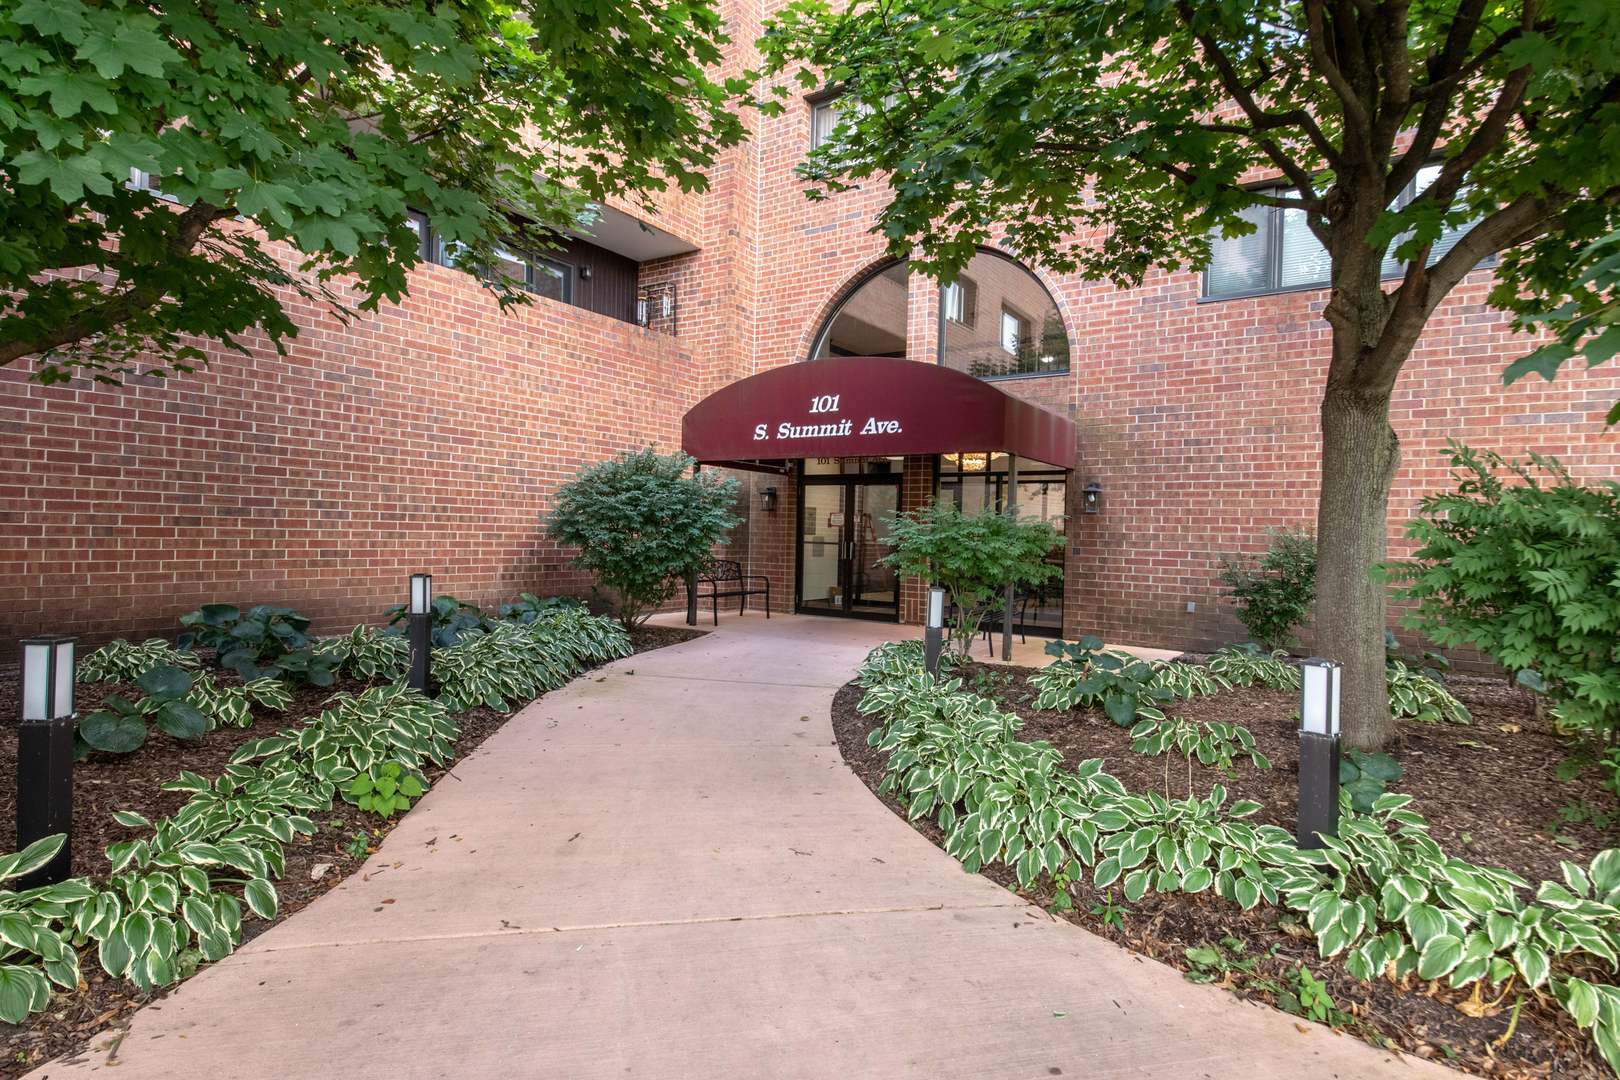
[694,558,771,625]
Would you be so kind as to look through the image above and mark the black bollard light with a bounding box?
[924,586,945,678]
[17,635,76,888]
[1297,658,1342,850]
[408,573,432,694]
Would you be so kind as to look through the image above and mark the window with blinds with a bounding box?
[1203,166,1487,300]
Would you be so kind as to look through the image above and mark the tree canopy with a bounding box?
[0,0,748,384]
[761,0,1620,748]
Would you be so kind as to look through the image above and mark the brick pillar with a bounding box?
[897,454,934,625]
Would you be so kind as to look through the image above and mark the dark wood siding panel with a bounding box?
[552,236,640,323]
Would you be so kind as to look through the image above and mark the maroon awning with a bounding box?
[682,357,1075,470]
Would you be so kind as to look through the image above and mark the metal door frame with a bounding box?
[793,465,902,622]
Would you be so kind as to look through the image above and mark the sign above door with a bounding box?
[681,356,1075,471]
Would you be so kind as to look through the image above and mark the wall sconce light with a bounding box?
[1082,482,1102,514]
[1297,658,1342,850]
[579,265,592,280]
[924,586,946,677]
[408,573,433,694]
[17,635,76,887]
[759,487,778,513]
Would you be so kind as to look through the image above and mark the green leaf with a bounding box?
[137,665,194,702]
[244,879,278,920]
[1564,977,1602,1028]
[78,709,148,753]
[0,966,48,1025]
[154,701,209,740]
[1122,868,1150,902]
[75,20,179,79]
[1416,935,1465,979]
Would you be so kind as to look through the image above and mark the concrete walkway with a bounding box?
[38,615,1446,1079]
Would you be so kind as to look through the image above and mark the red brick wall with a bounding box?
[0,263,699,643]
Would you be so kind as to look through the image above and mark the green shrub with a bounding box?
[877,499,1063,662]
[1389,441,1620,753]
[542,447,741,629]
[1217,526,1316,650]
[79,638,199,683]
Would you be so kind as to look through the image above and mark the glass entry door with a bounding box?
[797,479,901,620]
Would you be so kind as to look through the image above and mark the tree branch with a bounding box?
[0,201,230,368]
[1303,0,1372,139]
[1174,2,1339,176]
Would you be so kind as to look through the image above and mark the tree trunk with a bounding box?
[1315,387,1400,750]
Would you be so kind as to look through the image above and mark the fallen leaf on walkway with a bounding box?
[1053,1012,1066,1017]
[1294,1024,1309,1034]
[425,837,437,846]
[568,833,581,842]
[799,716,809,722]
[382,899,395,904]
[393,861,403,868]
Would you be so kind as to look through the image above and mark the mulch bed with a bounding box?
[832,660,1619,1079]
[0,624,705,1076]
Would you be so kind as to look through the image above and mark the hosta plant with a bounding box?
[78,638,198,683]
[1338,749,1403,813]
[853,638,958,686]
[1128,716,1270,798]
[499,593,584,625]
[231,681,458,794]
[1206,643,1301,691]
[1144,661,1230,700]
[0,836,84,1024]
[317,626,409,682]
[1030,636,1175,725]
[853,642,1620,1072]
[1386,660,1472,725]
[77,666,209,755]
[348,763,424,819]
[384,594,489,647]
[433,614,631,713]
[186,673,291,730]
[178,604,316,677]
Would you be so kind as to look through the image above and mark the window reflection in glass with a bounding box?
[938,251,1068,379]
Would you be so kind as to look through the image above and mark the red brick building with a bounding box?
[3,43,1616,657]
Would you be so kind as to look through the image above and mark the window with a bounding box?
[1000,310,1025,355]
[811,99,843,147]
[1203,191,1328,297]
[809,88,875,149]
[1203,166,1486,299]
[942,278,977,327]
[1379,164,1478,278]
[126,170,179,204]
[492,247,572,303]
